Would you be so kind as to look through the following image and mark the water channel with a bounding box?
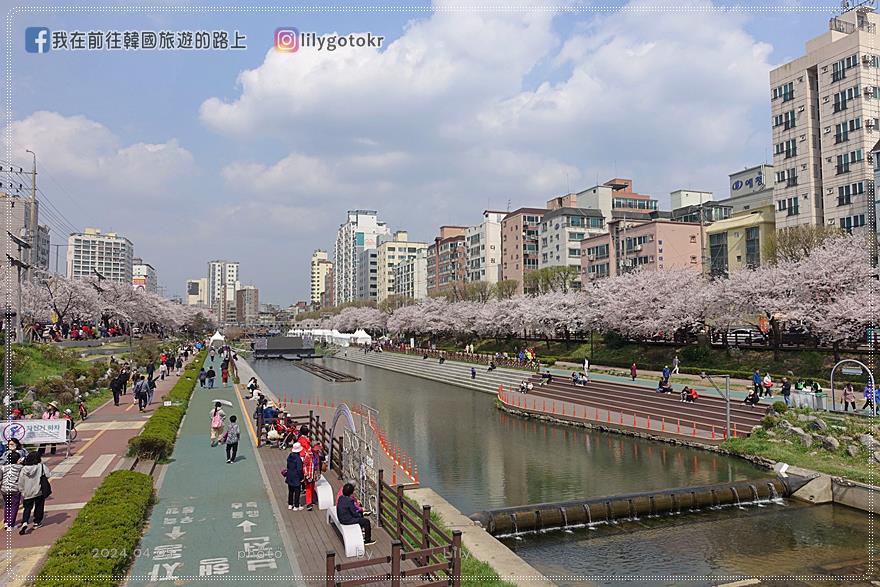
[252,358,872,585]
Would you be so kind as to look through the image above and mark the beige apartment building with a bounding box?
[466,211,505,284]
[705,205,777,276]
[581,219,702,283]
[500,207,546,294]
[770,5,880,231]
[376,231,428,302]
[426,226,467,296]
[309,250,333,305]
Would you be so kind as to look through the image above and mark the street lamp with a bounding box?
[700,371,731,440]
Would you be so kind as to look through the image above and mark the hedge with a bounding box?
[36,470,154,587]
[127,350,206,460]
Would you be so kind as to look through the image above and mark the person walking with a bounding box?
[780,377,792,407]
[752,369,762,395]
[762,372,774,398]
[630,363,637,381]
[1,451,23,531]
[158,361,168,381]
[221,366,229,387]
[842,383,857,412]
[661,365,671,383]
[17,452,50,535]
[134,375,149,412]
[337,483,375,545]
[175,356,183,377]
[38,402,60,456]
[146,361,155,381]
[110,371,123,406]
[300,439,316,511]
[470,367,476,380]
[206,367,216,389]
[583,357,590,376]
[210,348,216,363]
[209,402,226,447]
[198,368,207,388]
[862,383,876,412]
[286,443,304,511]
[224,415,240,464]
[672,354,680,375]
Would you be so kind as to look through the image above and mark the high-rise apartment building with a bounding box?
[67,228,134,283]
[334,210,389,305]
[310,250,333,305]
[465,211,505,284]
[538,207,605,273]
[426,226,467,297]
[186,278,209,306]
[501,208,546,295]
[0,192,50,279]
[208,260,240,324]
[236,285,260,325]
[356,249,379,301]
[132,258,158,294]
[393,249,428,300]
[376,231,428,302]
[321,266,335,308]
[770,5,880,231]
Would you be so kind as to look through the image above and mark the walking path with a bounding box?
[1,363,190,587]
[127,354,299,586]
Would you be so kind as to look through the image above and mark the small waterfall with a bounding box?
[689,491,697,512]
[559,507,572,533]
[649,495,656,517]
[627,498,637,520]
[767,482,781,503]
[605,501,614,523]
[583,503,595,529]
[731,487,743,509]
[710,489,719,509]
[671,493,680,515]
[511,513,523,540]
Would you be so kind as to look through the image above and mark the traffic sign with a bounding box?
[841,366,863,376]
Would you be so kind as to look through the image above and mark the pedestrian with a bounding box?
[470,367,476,380]
[134,375,149,412]
[1,451,23,531]
[146,361,155,380]
[209,402,226,447]
[158,361,168,381]
[175,356,183,376]
[842,383,857,411]
[780,377,792,407]
[661,365,671,383]
[210,348,216,362]
[286,443,304,511]
[198,368,207,388]
[221,367,229,387]
[17,452,50,535]
[337,482,375,545]
[762,372,774,397]
[300,438,316,511]
[583,357,590,375]
[752,369,762,395]
[38,402,60,456]
[672,354,680,375]
[2,440,26,465]
[862,383,876,412]
[146,375,157,404]
[110,372,124,406]
[630,362,637,381]
[224,415,240,464]
[206,367,216,389]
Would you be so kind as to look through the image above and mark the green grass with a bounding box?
[36,470,154,587]
[722,409,879,484]
[1,343,81,386]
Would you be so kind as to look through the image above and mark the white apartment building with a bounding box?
[310,250,333,305]
[333,210,389,305]
[186,278,209,306]
[208,260,240,324]
[376,231,428,302]
[538,207,605,275]
[132,257,158,294]
[465,211,504,284]
[355,248,379,301]
[770,5,880,231]
[392,249,428,300]
[67,228,134,283]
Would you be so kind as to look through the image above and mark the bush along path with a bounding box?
[127,353,300,586]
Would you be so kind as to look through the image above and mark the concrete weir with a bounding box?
[471,478,792,536]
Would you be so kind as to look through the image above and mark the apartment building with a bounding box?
[0,192,50,278]
[567,178,659,221]
[208,260,240,324]
[333,210,389,305]
[235,285,260,325]
[538,207,605,275]
[376,231,428,302]
[581,219,703,282]
[465,211,505,284]
[321,266,335,308]
[770,5,880,231]
[355,248,379,301]
[500,207,546,294]
[717,165,776,213]
[310,250,333,305]
[67,228,134,284]
[426,226,467,296]
[705,205,777,276]
[132,258,158,294]
[393,249,428,300]
[186,278,209,307]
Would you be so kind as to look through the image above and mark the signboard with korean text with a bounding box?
[1,419,67,444]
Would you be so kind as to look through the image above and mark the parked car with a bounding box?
[713,327,767,345]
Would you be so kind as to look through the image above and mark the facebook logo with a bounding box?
[25,27,50,53]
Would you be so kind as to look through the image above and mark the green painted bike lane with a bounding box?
[128,355,303,585]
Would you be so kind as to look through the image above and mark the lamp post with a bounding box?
[701,371,731,440]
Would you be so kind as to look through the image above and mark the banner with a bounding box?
[0,420,68,444]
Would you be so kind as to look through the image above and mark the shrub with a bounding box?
[603,331,628,349]
[36,470,153,587]
[772,401,788,414]
[680,343,711,364]
[762,414,779,428]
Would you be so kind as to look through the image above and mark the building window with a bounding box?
[709,232,728,277]
[745,227,760,268]
[773,82,794,102]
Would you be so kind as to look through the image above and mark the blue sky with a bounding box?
[3,1,841,303]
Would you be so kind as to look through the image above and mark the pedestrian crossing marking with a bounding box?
[82,453,116,478]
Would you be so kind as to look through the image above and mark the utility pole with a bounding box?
[25,150,36,282]
[699,192,707,273]
[7,232,30,345]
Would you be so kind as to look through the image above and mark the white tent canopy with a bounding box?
[209,331,226,347]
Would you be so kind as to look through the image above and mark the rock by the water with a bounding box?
[809,419,828,432]
[821,436,840,451]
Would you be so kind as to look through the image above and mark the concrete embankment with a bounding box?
[408,487,555,587]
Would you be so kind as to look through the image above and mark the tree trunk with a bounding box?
[771,318,781,362]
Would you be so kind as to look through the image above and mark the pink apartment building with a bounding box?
[500,207,547,295]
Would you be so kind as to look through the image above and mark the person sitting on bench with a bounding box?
[337,483,375,545]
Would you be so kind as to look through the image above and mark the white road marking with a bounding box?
[49,455,83,479]
[82,453,116,478]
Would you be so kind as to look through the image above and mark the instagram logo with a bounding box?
[274,27,299,52]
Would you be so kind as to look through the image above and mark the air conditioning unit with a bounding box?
[867,86,875,95]
[798,106,806,112]
[588,255,595,261]
[864,55,872,64]
[632,245,643,252]
[868,119,876,128]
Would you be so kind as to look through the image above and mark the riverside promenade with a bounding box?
[339,350,765,443]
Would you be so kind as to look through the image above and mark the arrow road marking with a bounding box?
[165,526,186,540]
[237,520,257,533]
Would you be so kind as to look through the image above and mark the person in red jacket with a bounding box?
[630,363,637,381]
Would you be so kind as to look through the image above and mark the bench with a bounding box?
[327,506,365,558]
[315,475,334,511]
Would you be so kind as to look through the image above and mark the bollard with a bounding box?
[677,418,681,434]
[662,416,665,432]
[607,409,611,423]
[647,415,651,430]
[543,399,546,412]
[733,423,737,438]
[619,411,623,425]
[692,421,697,437]
[712,426,716,440]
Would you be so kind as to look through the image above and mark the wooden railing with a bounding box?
[258,408,344,473]
[325,469,462,587]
